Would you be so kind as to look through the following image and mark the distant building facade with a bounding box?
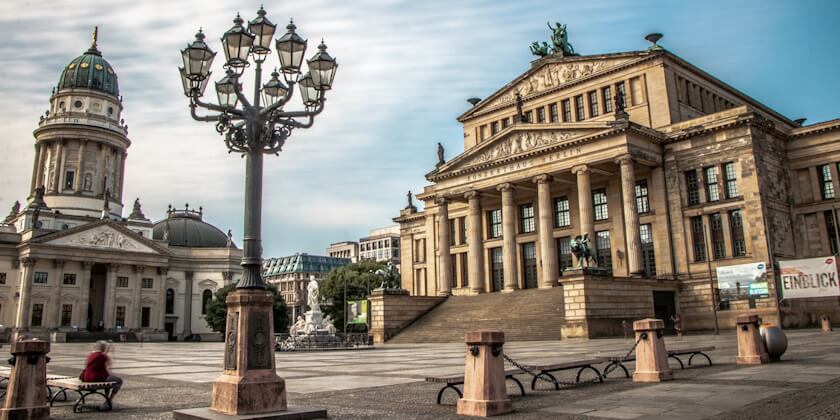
[327,241,359,262]
[359,226,400,267]
[263,253,350,319]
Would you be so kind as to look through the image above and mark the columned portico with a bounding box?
[79,262,92,328]
[465,191,485,294]
[617,155,643,275]
[497,183,519,292]
[132,265,144,328]
[572,165,595,264]
[436,197,452,296]
[103,263,119,328]
[534,175,558,288]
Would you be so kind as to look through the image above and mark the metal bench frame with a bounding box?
[520,361,604,391]
[428,373,526,405]
[47,380,117,413]
[604,347,714,379]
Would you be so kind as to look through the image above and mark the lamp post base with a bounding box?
[173,406,327,420]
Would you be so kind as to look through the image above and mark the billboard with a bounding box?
[347,300,369,325]
[779,256,840,300]
[716,262,769,302]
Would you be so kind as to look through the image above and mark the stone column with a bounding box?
[436,198,452,296]
[103,263,119,329]
[49,259,66,328]
[117,152,127,201]
[14,258,37,330]
[465,191,485,294]
[572,165,595,261]
[42,144,54,193]
[497,183,519,292]
[183,271,194,337]
[534,175,559,288]
[56,140,66,193]
[79,262,91,329]
[96,144,107,196]
[29,143,42,194]
[132,265,144,328]
[73,140,87,192]
[157,267,168,330]
[618,155,643,275]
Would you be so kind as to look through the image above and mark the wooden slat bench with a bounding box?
[425,369,525,404]
[46,377,119,413]
[518,357,606,390]
[603,346,716,378]
[0,370,72,400]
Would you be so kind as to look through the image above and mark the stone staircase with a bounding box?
[388,287,567,343]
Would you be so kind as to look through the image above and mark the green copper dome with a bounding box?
[56,45,119,98]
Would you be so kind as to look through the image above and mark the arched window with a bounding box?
[165,288,175,314]
[202,289,213,315]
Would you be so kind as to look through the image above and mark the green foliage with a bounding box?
[319,260,387,330]
[204,282,289,334]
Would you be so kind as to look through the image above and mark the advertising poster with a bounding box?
[716,262,769,302]
[779,256,840,299]
[347,300,369,325]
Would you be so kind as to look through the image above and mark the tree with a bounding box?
[320,260,387,331]
[204,282,289,334]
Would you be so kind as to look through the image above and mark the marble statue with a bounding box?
[289,316,306,337]
[226,229,233,248]
[322,315,336,335]
[306,276,320,312]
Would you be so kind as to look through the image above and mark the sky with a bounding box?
[0,0,838,257]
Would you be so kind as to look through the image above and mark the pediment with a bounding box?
[40,223,161,255]
[198,279,218,288]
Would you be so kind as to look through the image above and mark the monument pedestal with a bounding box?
[174,290,325,420]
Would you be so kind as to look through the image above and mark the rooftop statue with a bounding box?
[530,22,577,57]
[436,142,445,167]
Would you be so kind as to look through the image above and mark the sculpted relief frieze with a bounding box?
[484,61,612,109]
[70,229,139,250]
[465,131,585,168]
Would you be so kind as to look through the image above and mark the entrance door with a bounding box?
[165,322,175,342]
[89,264,108,331]
[653,291,677,334]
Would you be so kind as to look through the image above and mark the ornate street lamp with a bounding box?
[175,8,336,419]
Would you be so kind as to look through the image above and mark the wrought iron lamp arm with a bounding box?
[269,99,326,119]
[192,96,244,117]
[189,103,223,122]
[232,80,253,110]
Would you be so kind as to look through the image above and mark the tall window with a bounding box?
[449,219,456,246]
[723,162,739,198]
[616,81,627,107]
[141,307,151,328]
[685,170,700,205]
[142,278,154,289]
[459,216,467,244]
[479,125,486,141]
[202,289,213,315]
[593,189,608,221]
[826,211,839,255]
[561,99,572,122]
[34,272,48,284]
[490,121,499,135]
[501,117,510,129]
[0,273,5,285]
[522,243,538,289]
[519,204,535,233]
[710,213,725,259]
[602,86,613,113]
[524,110,533,122]
[490,247,504,292]
[63,273,76,285]
[554,196,570,227]
[819,164,835,200]
[574,95,585,121]
[588,91,599,117]
[31,304,44,327]
[61,304,73,326]
[460,253,468,288]
[705,166,720,202]
[635,180,650,214]
[640,224,655,277]
[116,306,126,328]
[549,103,558,122]
[595,231,612,271]
[64,171,75,190]
[117,276,129,288]
[729,210,746,257]
[166,288,175,314]
[536,107,545,123]
[691,216,706,262]
[488,209,502,239]
[557,237,573,274]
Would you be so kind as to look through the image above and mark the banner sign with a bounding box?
[779,256,840,300]
[346,300,369,325]
[716,262,769,302]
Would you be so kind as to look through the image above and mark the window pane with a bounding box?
[593,189,608,221]
[710,213,725,259]
[575,95,585,121]
[602,86,613,113]
[730,210,746,257]
[691,216,706,261]
[490,247,504,292]
[685,170,700,205]
[820,165,835,200]
[635,179,649,214]
[705,166,720,202]
[588,91,599,117]
[549,103,558,122]
[522,242,538,288]
[554,196,570,227]
[488,209,502,239]
[520,204,535,233]
[595,231,612,271]
[723,162,739,198]
[562,99,572,122]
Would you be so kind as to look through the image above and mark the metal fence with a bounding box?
[274,333,372,352]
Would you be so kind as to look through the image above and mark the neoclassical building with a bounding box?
[395,34,840,337]
[0,32,242,341]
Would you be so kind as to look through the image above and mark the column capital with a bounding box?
[496,183,514,193]
[434,196,448,206]
[464,190,480,200]
[53,259,66,268]
[20,257,36,267]
[532,174,552,184]
[157,266,169,276]
[571,164,590,175]
[133,265,145,274]
[614,154,634,166]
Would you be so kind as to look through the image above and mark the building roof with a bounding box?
[57,42,119,98]
[263,253,350,277]
[152,207,232,248]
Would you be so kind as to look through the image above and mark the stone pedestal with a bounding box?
[456,330,512,417]
[821,315,832,333]
[0,339,50,420]
[632,319,673,383]
[736,314,769,365]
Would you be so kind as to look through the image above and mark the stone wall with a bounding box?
[368,289,446,343]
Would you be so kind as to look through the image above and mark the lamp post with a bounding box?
[175,7,336,419]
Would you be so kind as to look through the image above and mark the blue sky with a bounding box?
[0,0,838,257]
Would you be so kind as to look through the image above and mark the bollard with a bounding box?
[456,330,512,417]
[821,315,832,333]
[736,314,769,365]
[0,339,50,420]
[633,319,673,382]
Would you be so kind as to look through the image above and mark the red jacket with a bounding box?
[81,352,110,382]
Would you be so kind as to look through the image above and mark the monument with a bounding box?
[279,277,349,351]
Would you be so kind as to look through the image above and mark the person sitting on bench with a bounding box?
[80,340,122,409]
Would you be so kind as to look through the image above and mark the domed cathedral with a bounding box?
[0,29,242,342]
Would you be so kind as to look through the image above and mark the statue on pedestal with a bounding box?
[570,234,596,268]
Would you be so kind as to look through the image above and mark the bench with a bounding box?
[46,378,119,413]
[0,370,72,400]
[425,369,525,404]
[603,346,716,378]
[518,358,605,391]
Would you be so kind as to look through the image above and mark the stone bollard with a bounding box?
[0,339,50,420]
[456,330,512,417]
[736,314,769,365]
[633,319,673,382]
[821,315,832,333]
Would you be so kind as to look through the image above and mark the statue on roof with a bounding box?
[548,22,576,56]
[226,229,234,248]
[31,185,47,208]
[436,142,445,167]
[530,41,552,57]
[128,197,147,220]
[406,190,416,211]
[4,201,20,224]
